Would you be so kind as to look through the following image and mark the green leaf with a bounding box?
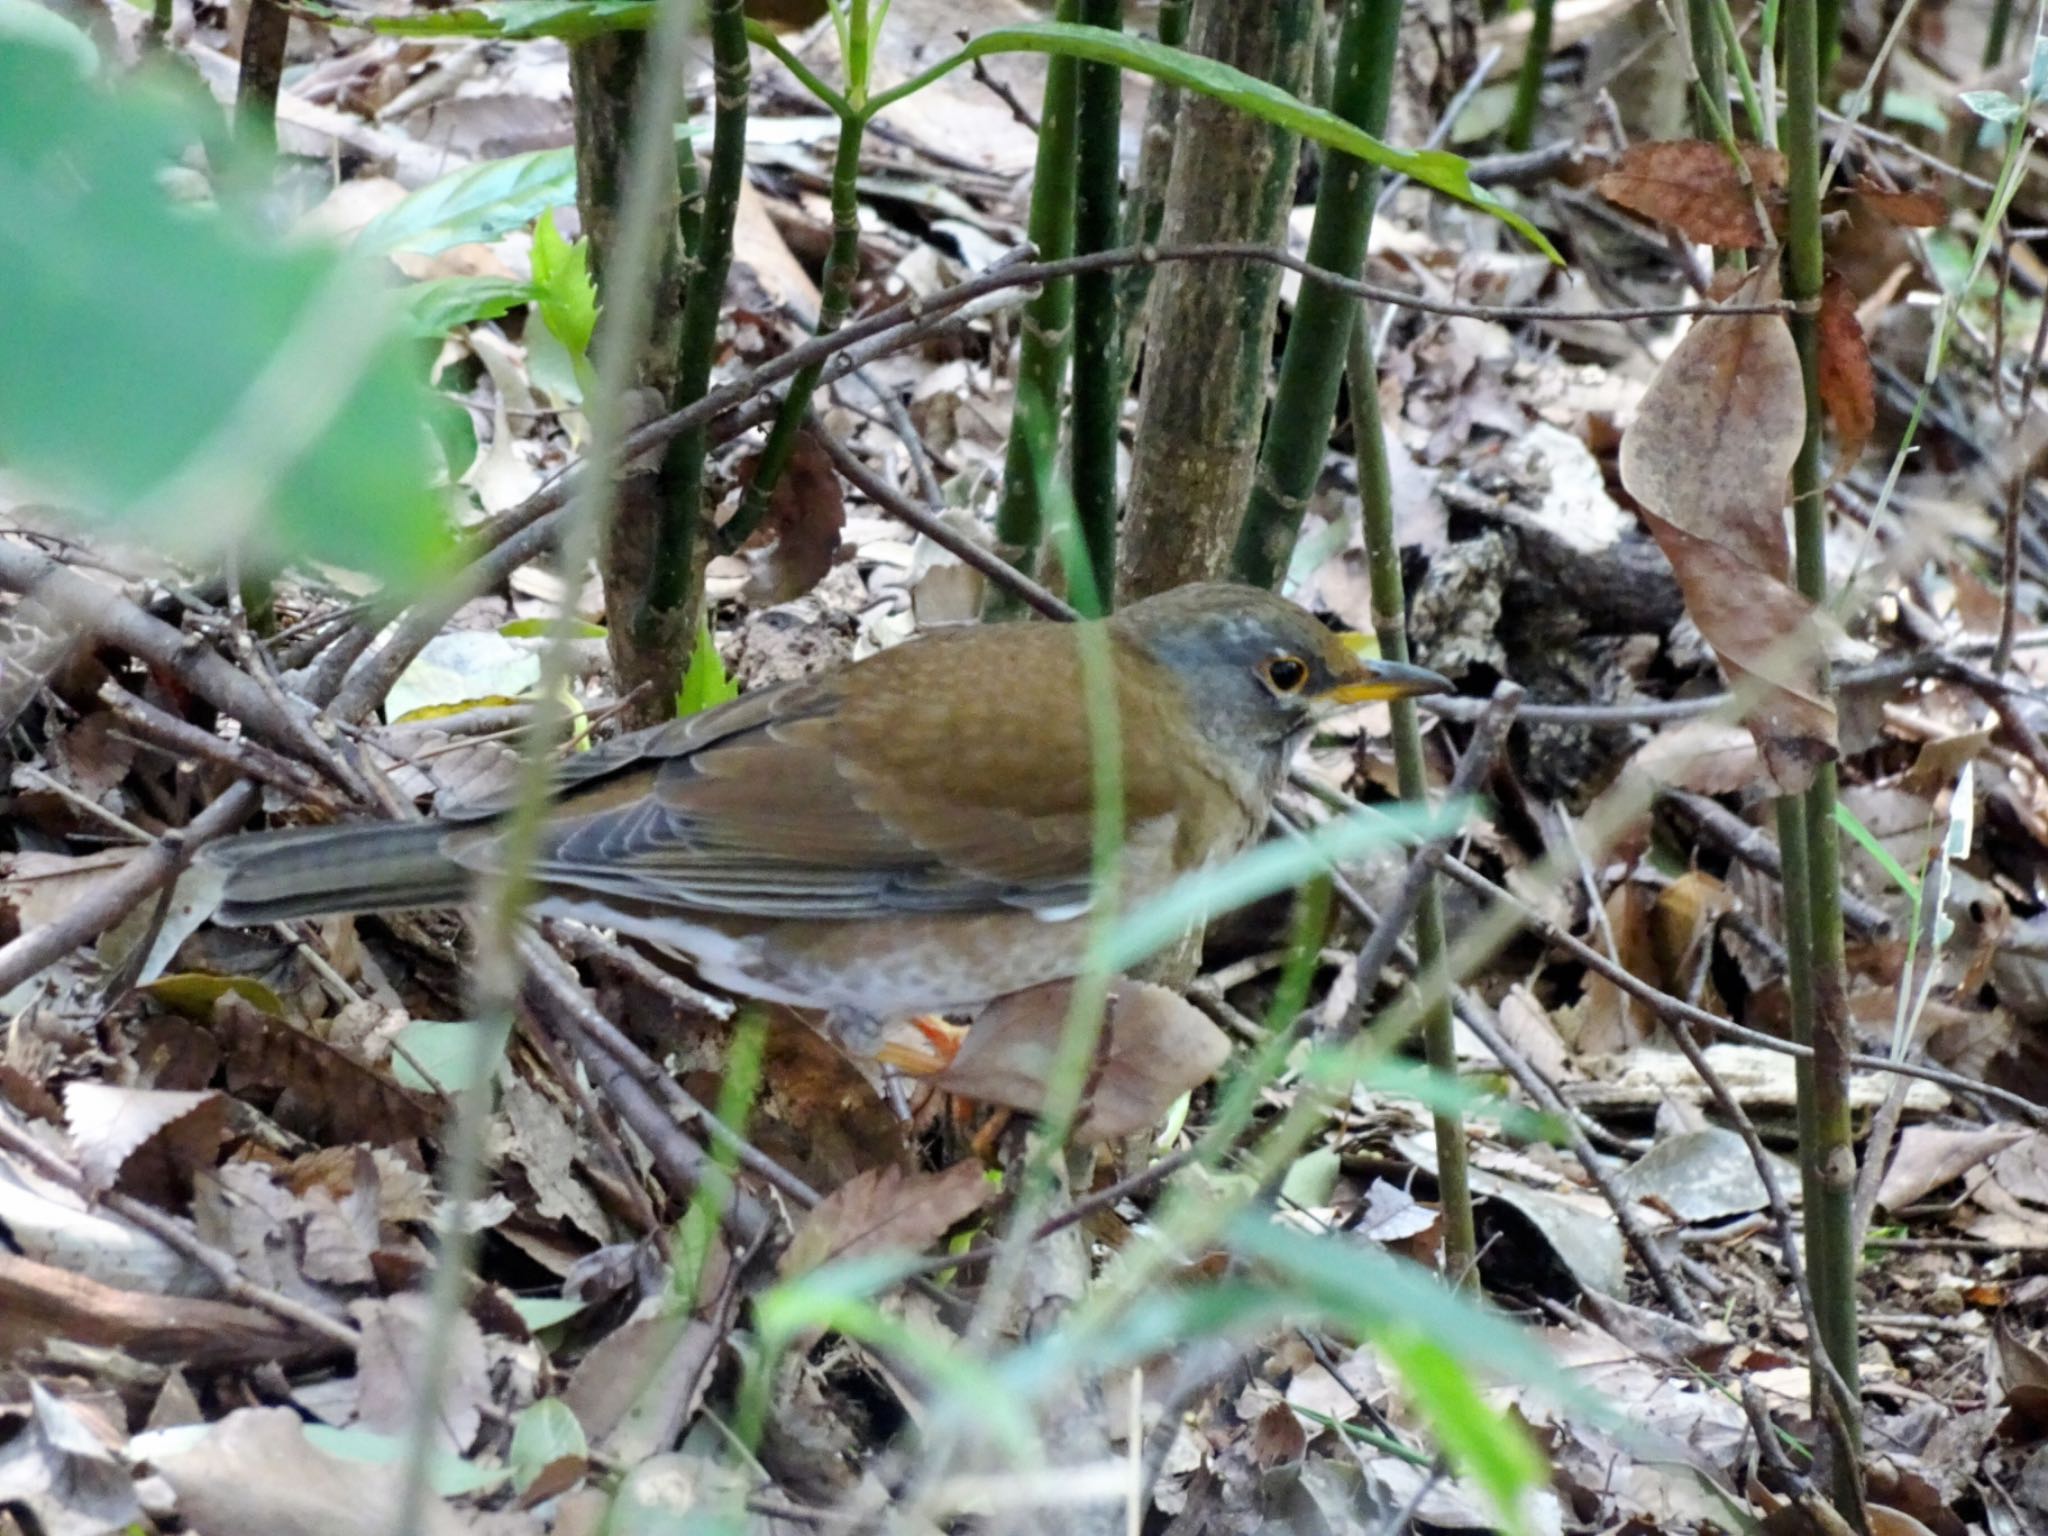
[510,1294,588,1330]
[507,1399,587,1493]
[360,146,580,255]
[390,1017,504,1093]
[0,47,453,588]
[864,23,1557,259]
[1960,88,2023,124]
[373,0,651,38]
[301,1425,507,1496]
[500,616,608,639]
[0,0,97,76]
[528,208,597,403]
[1878,89,1950,133]
[1832,799,1920,900]
[676,616,740,717]
[397,274,534,337]
[1372,1324,1546,1536]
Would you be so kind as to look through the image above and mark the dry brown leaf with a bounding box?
[1597,140,1787,248]
[779,1159,994,1280]
[209,992,435,1146]
[734,429,846,606]
[150,1406,483,1536]
[349,1294,491,1453]
[1850,176,1948,228]
[62,1084,226,1202]
[1818,271,1876,469]
[1875,1125,2028,1210]
[1619,266,1837,793]
[927,978,1232,1143]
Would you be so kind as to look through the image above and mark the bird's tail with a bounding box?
[207,822,472,925]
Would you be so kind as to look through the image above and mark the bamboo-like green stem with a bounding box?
[1234,0,1400,590]
[1782,0,1862,1501]
[1348,319,1477,1284]
[1068,0,1125,616]
[1984,0,2015,69]
[1687,0,1728,143]
[721,116,866,551]
[989,0,1083,616]
[649,0,749,690]
[1504,0,1553,151]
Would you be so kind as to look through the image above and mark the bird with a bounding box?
[207,582,1449,1026]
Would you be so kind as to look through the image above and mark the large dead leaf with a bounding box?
[1619,267,1837,793]
[1818,272,1876,469]
[732,429,846,606]
[926,978,1233,1143]
[779,1160,994,1280]
[147,1407,485,1536]
[1597,140,1787,248]
[62,1084,226,1203]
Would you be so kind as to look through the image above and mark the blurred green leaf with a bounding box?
[390,1018,503,1093]
[500,616,608,639]
[301,1425,506,1495]
[360,147,579,255]
[0,0,95,75]
[510,1294,588,1330]
[1105,800,1464,972]
[375,0,651,38]
[676,616,740,717]
[397,274,533,338]
[0,45,452,587]
[1372,1324,1545,1536]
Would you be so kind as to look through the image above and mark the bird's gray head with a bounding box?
[1112,583,1451,757]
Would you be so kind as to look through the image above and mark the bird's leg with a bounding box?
[872,1014,967,1075]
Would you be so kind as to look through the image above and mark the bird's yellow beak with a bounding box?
[1323,634,1453,705]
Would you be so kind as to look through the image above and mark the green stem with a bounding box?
[1984,0,2014,69]
[1234,0,1400,590]
[989,0,1083,615]
[650,0,749,663]
[1068,0,1125,614]
[1710,0,1768,141]
[721,115,867,551]
[1783,0,1861,1500]
[1504,0,1553,151]
[1349,320,1477,1284]
[234,0,289,157]
[1687,0,1728,143]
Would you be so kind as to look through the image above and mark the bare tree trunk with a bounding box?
[1116,0,1314,602]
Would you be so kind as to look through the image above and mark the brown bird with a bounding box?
[209,583,1448,1024]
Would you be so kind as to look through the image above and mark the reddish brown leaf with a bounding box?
[1817,272,1876,469]
[926,978,1232,1144]
[733,429,846,605]
[1597,140,1787,248]
[778,1160,994,1279]
[1850,175,1947,228]
[1618,266,1837,793]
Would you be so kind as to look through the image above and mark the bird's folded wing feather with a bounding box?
[443,627,1199,920]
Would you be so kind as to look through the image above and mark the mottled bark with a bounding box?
[1116,0,1314,602]
[569,34,687,725]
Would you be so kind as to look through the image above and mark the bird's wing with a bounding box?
[445,626,1202,920]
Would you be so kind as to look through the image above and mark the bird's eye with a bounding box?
[1263,655,1309,694]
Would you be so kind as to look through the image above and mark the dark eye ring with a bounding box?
[1264,655,1309,694]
